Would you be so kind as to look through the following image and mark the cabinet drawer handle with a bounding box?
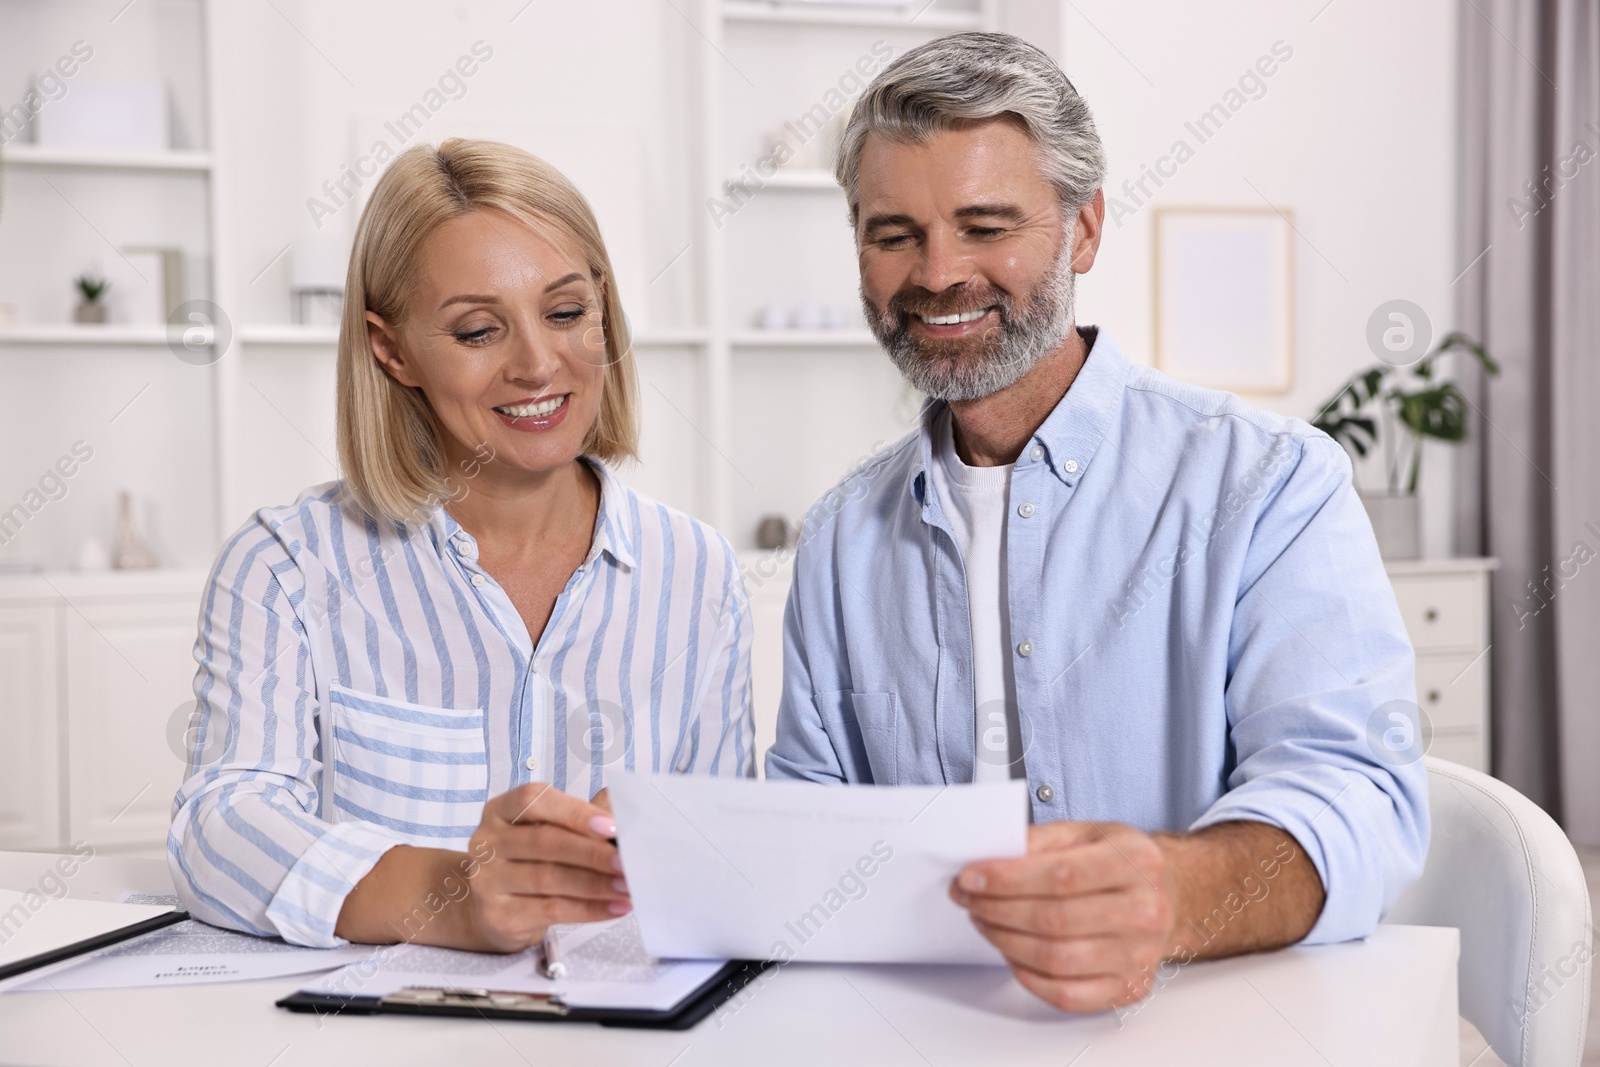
[1424,608,1439,622]
[1426,689,1441,704]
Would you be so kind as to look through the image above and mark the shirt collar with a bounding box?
[912,325,1131,503]
[427,456,638,571]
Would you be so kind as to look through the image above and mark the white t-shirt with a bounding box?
[929,410,1026,782]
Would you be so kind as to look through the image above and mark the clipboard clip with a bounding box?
[382,986,570,1015]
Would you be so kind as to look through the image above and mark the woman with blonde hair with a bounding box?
[170,139,753,951]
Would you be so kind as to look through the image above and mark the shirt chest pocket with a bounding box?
[817,690,900,784]
[327,684,489,848]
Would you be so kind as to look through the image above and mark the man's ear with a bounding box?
[366,311,419,387]
[1069,188,1106,274]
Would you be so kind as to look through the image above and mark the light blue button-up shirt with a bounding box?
[766,327,1429,945]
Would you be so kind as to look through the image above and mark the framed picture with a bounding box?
[1152,206,1295,394]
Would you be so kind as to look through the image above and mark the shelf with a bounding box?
[1383,557,1500,576]
[234,326,711,348]
[238,325,339,346]
[730,329,878,347]
[721,1,983,30]
[724,168,840,191]
[0,145,214,174]
[632,328,711,347]
[0,324,213,347]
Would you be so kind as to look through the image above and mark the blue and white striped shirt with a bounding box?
[169,460,754,947]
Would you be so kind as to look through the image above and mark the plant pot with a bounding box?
[73,300,107,324]
[1359,491,1421,560]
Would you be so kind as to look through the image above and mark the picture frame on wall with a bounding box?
[1152,206,1295,394]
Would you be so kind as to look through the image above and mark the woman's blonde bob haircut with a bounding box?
[337,138,639,525]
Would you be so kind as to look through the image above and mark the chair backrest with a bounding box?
[1387,756,1592,1067]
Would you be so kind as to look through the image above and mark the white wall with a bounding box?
[0,0,1463,570]
[1063,0,1460,556]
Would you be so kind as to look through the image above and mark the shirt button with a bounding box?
[1036,784,1055,803]
[1017,639,1034,657]
[524,756,539,773]
[1063,459,1079,474]
[1028,445,1045,462]
[1017,502,1036,518]
[470,574,486,588]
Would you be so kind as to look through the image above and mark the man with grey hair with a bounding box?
[766,33,1428,1014]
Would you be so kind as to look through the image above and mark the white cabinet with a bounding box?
[1385,559,1497,773]
[64,597,206,847]
[0,571,206,851]
[0,605,60,850]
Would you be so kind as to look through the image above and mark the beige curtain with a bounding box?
[1454,0,1600,841]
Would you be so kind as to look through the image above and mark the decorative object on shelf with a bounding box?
[753,302,857,331]
[74,536,111,572]
[780,0,915,7]
[790,303,825,331]
[291,233,348,327]
[762,103,854,175]
[1313,332,1499,560]
[1153,206,1294,393]
[117,246,185,325]
[758,303,788,331]
[35,78,169,152]
[756,514,792,550]
[111,491,158,570]
[72,273,109,324]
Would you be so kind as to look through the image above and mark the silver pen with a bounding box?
[539,928,566,981]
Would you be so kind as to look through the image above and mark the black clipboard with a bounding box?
[0,910,189,984]
[276,958,771,1031]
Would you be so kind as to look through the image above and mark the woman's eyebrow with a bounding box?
[435,272,587,311]
[542,271,586,292]
[437,293,500,310]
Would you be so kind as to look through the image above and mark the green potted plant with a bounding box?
[1312,331,1499,559]
[73,273,109,324]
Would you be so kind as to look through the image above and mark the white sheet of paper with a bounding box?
[10,918,377,992]
[300,914,724,1011]
[0,889,175,979]
[608,774,1029,965]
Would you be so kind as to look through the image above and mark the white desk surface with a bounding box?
[0,850,1459,1067]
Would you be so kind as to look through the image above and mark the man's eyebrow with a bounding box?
[435,272,587,311]
[860,205,1028,234]
[953,203,1027,222]
[861,212,917,233]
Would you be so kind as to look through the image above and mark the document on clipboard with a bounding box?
[278,914,768,1030]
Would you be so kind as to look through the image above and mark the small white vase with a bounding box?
[1359,491,1421,560]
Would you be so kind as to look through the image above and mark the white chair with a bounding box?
[1387,756,1592,1066]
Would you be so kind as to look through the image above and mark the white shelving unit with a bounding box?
[0,324,211,347]
[690,0,1013,542]
[729,329,878,347]
[0,145,214,174]
[744,167,839,190]
[722,0,985,30]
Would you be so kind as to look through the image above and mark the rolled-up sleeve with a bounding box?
[1190,434,1430,943]
[167,519,403,947]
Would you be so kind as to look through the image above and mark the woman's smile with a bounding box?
[492,392,571,432]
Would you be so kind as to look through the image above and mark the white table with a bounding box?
[0,850,1459,1066]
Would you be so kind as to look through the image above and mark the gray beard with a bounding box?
[862,238,1077,403]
